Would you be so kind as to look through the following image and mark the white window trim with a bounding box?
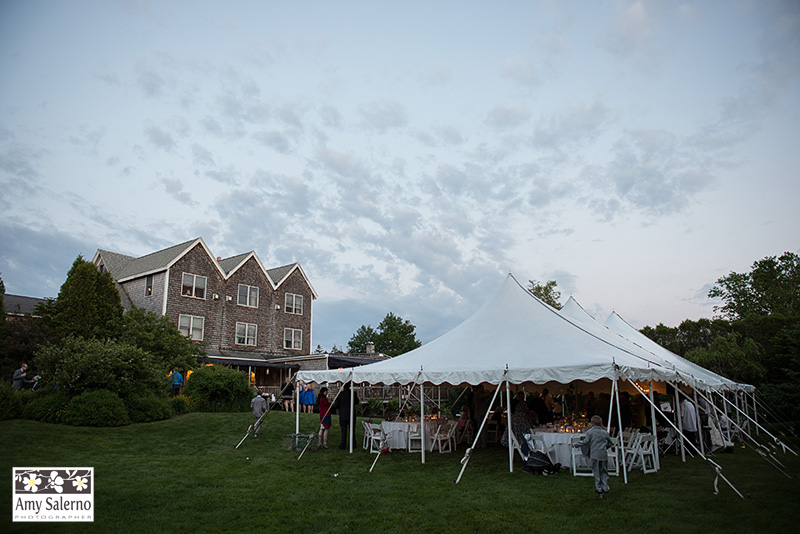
[284,328,302,350]
[181,272,208,300]
[235,322,258,346]
[237,284,259,308]
[178,314,205,341]
[285,293,303,315]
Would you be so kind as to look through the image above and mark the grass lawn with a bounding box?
[2,411,798,533]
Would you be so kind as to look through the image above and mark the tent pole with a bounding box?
[751,392,759,436]
[625,377,746,499]
[506,380,513,473]
[649,380,660,471]
[694,389,706,457]
[295,378,300,434]
[349,375,355,454]
[674,383,686,462]
[420,382,426,464]
[455,374,507,484]
[613,369,628,484]
[606,377,616,434]
[717,389,796,455]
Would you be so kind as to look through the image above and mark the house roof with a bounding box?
[3,294,46,316]
[93,238,315,295]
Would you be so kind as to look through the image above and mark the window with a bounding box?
[145,275,153,296]
[182,273,207,299]
[238,284,259,308]
[285,293,303,315]
[236,322,257,346]
[284,328,302,350]
[178,315,205,341]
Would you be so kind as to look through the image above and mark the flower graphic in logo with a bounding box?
[23,474,42,493]
[49,471,65,493]
[73,477,89,491]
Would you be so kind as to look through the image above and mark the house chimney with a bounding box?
[366,342,375,354]
[217,256,222,261]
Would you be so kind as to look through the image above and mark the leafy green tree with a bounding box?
[640,318,733,357]
[347,324,378,353]
[528,279,562,309]
[348,313,422,356]
[120,307,202,372]
[684,333,766,385]
[38,255,124,340]
[374,312,422,357]
[709,251,800,320]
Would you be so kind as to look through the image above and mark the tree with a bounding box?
[120,307,203,372]
[38,255,124,340]
[347,324,378,353]
[709,251,800,320]
[684,334,766,385]
[528,279,562,309]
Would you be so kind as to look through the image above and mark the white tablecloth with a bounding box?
[381,421,439,451]
[533,432,577,467]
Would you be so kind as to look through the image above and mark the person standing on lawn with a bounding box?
[331,382,359,450]
[250,391,267,438]
[574,415,614,498]
[169,367,183,397]
[317,387,331,449]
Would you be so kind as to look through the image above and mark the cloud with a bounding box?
[501,53,542,87]
[358,99,409,133]
[532,98,613,150]
[417,61,453,85]
[135,60,167,98]
[485,104,531,130]
[253,129,296,154]
[159,177,196,206]
[205,165,241,185]
[144,124,177,152]
[585,128,715,218]
[192,143,215,167]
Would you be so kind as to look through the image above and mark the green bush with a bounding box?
[23,391,72,424]
[170,394,190,415]
[63,389,130,427]
[34,336,167,399]
[124,393,172,423]
[182,365,251,412]
[0,384,23,420]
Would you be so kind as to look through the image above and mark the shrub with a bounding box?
[123,393,172,423]
[0,384,23,420]
[23,391,72,424]
[170,395,190,415]
[63,389,130,427]
[35,336,167,399]
[182,365,251,412]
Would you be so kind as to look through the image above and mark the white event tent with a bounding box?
[298,274,687,389]
[296,274,761,493]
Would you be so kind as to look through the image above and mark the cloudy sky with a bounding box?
[1,0,798,350]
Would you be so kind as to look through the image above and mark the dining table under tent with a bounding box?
[295,274,762,496]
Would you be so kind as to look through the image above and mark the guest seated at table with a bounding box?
[501,402,535,455]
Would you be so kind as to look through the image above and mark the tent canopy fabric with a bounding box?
[298,274,724,389]
[602,310,753,393]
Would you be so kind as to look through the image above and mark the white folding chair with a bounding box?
[432,422,454,453]
[607,436,620,477]
[407,423,423,453]
[532,434,556,464]
[638,435,658,474]
[361,421,371,450]
[364,423,385,454]
[625,432,644,471]
[570,435,593,477]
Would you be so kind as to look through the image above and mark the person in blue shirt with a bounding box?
[169,367,183,397]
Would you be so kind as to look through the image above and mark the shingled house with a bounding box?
[92,238,316,390]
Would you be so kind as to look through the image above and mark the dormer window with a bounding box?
[145,275,153,296]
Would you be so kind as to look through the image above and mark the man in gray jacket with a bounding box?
[574,415,614,498]
[250,392,267,437]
